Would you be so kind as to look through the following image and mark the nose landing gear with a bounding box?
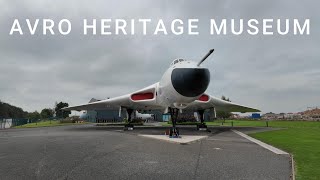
[197,110,208,131]
[124,109,134,131]
[169,107,180,138]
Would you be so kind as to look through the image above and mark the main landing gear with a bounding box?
[197,110,208,131]
[169,107,180,138]
[124,109,134,130]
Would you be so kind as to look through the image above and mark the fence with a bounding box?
[0,119,13,129]
[0,118,45,129]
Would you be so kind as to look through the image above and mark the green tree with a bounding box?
[55,102,71,118]
[216,111,232,119]
[216,96,232,119]
[0,100,28,118]
[27,111,41,120]
[40,108,54,119]
[221,95,231,102]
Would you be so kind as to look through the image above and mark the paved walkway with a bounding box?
[0,125,291,180]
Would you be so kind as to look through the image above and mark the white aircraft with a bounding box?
[63,49,260,136]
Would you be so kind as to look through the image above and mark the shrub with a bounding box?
[60,119,74,123]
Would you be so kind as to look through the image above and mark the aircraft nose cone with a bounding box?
[171,68,210,97]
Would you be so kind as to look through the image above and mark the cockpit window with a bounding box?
[171,59,186,66]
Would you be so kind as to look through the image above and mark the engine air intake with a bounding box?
[131,93,154,101]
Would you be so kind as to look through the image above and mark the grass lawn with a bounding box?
[211,120,320,180]
[14,120,79,128]
[213,120,320,179]
[206,119,320,128]
[249,122,320,180]
[96,122,144,126]
[161,120,320,179]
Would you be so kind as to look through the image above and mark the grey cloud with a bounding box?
[0,0,319,113]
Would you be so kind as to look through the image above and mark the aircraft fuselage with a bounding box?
[158,59,210,109]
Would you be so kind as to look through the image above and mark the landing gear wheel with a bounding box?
[169,127,180,138]
[197,124,207,131]
[124,124,134,131]
[197,110,208,131]
[124,109,134,131]
[168,107,180,138]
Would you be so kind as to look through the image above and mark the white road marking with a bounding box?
[232,130,289,155]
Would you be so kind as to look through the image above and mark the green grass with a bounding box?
[160,120,267,127]
[207,119,320,128]
[96,122,144,126]
[250,127,320,180]
[161,119,320,179]
[224,120,320,180]
[14,120,78,128]
[161,119,320,128]
[210,120,267,127]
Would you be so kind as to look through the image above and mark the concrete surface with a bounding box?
[232,130,289,155]
[0,124,291,180]
[139,135,208,144]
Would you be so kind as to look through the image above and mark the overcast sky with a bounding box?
[0,0,319,113]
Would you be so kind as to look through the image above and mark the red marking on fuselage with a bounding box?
[131,93,154,101]
[198,94,209,101]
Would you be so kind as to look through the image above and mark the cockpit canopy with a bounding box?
[170,59,185,66]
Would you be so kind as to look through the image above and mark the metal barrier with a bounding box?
[0,119,13,129]
[11,118,29,127]
[0,118,62,129]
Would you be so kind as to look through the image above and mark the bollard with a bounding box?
[232,121,233,127]
[266,121,269,127]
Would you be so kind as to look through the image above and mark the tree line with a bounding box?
[0,100,70,120]
[215,95,232,119]
[1,95,232,120]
